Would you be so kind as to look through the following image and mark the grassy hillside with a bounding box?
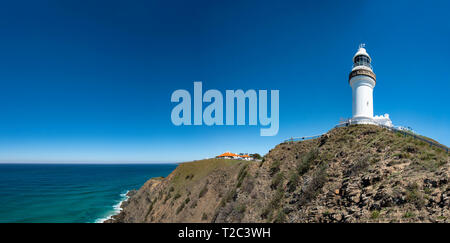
[108,125,449,223]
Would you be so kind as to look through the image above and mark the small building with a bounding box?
[238,154,252,161]
[216,152,239,159]
[216,152,254,161]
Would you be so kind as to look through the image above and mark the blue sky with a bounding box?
[0,0,448,163]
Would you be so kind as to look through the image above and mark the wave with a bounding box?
[94,191,129,223]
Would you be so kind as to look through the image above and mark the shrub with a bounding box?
[403,211,414,218]
[271,172,284,190]
[163,193,171,204]
[173,192,181,200]
[269,160,281,176]
[241,178,255,194]
[346,155,370,177]
[190,200,197,208]
[259,158,265,167]
[370,210,380,219]
[273,210,286,223]
[202,213,208,220]
[287,171,299,192]
[297,148,319,175]
[250,153,262,160]
[198,184,208,198]
[405,183,425,209]
[298,163,327,207]
[176,202,185,214]
[261,188,284,220]
[235,204,246,214]
[237,165,248,188]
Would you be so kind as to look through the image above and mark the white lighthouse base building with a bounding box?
[344,114,393,127]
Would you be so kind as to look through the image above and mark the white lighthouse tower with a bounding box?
[347,44,392,126]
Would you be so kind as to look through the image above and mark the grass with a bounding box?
[405,183,425,209]
[297,163,327,207]
[170,158,250,192]
[269,160,281,176]
[235,204,246,214]
[403,211,415,218]
[346,155,370,177]
[287,171,299,192]
[261,188,284,220]
[271,172,284,190]
[297,148,319,175]
[236,164,248,188]
[273,210,286,223]
[220,188,237,207]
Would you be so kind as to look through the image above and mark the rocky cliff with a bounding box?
[106,125,449,223]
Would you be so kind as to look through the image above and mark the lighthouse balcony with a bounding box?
[352,62,372,69]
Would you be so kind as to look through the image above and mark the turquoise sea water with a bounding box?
[0,163,177,223]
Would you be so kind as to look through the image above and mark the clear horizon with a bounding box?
[0,0,449,163]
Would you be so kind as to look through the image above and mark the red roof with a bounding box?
[217,152,238,157]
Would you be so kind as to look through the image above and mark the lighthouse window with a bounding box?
[354,56,370,67]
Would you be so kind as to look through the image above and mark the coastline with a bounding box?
[95,190,130,223]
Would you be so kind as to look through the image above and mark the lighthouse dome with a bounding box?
[352,45,371,62]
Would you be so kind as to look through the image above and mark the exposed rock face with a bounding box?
[106,125,449,223]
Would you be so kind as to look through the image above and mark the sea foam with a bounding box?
[95,191,129,223]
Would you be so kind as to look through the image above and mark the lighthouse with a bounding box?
[347,44,392,126]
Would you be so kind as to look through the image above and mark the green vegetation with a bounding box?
[190,200,197,208]
[198,184,208,198]
[250,153,262,160]
[170,158,250,192]
[176,202,185,215]
[347,155,370,176]
[236,164,248,188]
[370,210,380,219]
[405,183,425,209]
[235,204,246,214]
[287,171,299,192]
[403,211,414,218]
[269,160,281,176]
[273,210,286,223]
[271,172,284,190]
[297,148,319,175]
[259,157,265,167]
[144,198,157,221]
[297,163,327,207]
[261,188,284,221]
[173,192,181,200]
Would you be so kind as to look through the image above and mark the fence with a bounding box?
[284,134,325,143]
[378,124,449,153]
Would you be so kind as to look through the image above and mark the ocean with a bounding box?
[0,163,177,223]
